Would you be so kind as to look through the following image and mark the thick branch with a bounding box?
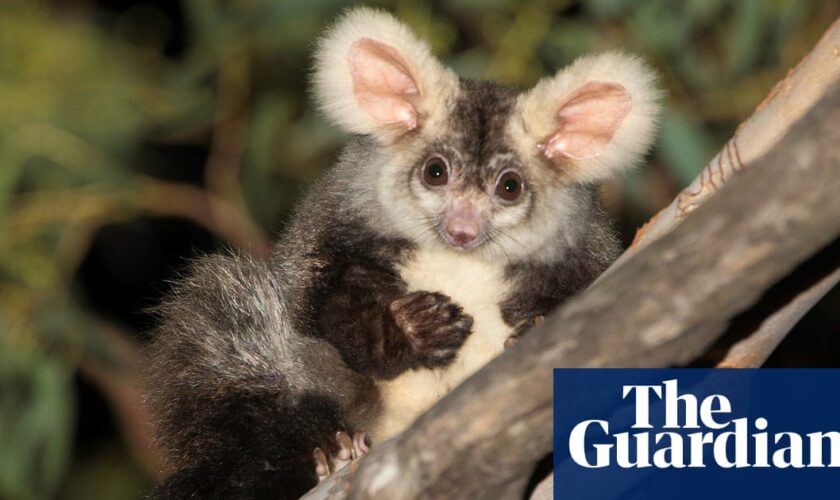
[309,81,840,500]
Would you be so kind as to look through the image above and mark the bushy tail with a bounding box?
[144,254,377,499]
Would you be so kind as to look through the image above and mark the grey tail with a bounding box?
[144,254,376,499]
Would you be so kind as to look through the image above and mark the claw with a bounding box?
[504,335,519,349]
[352,431,370,459]
[330,432,353,472]
[314,448,330,483]
[314,431,372,481]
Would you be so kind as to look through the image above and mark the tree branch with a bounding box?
[306,79,840,500]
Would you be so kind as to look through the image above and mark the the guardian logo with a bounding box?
[568,379,840,469]
[554,369,840,499]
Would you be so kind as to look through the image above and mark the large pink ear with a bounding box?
[348,38,421,132]
[541,82,632,160]
[313,8,459,142]
[509,53,661,183]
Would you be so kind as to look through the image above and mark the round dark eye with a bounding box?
[496,171,524,201]
[422,157,449,187]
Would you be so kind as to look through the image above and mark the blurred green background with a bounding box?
[1,0,839,498]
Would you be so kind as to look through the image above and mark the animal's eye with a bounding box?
[495,171,524,201]
[422,156,449,187]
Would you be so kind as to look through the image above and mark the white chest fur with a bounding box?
[371,248,513,441]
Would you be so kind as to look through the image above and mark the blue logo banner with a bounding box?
[553,369,840,499]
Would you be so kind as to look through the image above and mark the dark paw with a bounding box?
[389,291,473,366]
[314,431,370,483]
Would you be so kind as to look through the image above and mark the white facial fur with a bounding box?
[354,143,590,266]
[405,148,534,249]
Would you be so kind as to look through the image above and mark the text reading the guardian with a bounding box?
[553,369,840,500]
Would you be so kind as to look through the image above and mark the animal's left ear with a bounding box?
[509,52,661,183]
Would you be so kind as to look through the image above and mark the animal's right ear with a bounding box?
[312,8,459,143]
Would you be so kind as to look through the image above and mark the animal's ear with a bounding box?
[313,8,459,142]
[509,52,661,183]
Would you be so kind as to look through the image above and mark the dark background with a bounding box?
[1,1,838,498]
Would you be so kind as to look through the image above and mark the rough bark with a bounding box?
[304,79,840,500]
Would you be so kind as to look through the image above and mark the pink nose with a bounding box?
[446,217,479,248]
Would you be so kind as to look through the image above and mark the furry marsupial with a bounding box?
[145,7,660,499]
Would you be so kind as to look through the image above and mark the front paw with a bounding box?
[389,291,473,367]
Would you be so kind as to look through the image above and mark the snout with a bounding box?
[443,208,483,250]
[446,218,479,248]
